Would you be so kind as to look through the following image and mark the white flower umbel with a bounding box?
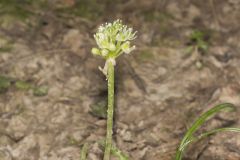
[92,19,137,76]
[91,20,137,160]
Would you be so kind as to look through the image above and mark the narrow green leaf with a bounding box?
[175,103,236,160]
[179,127,240,152]
[197,127,240,140]
[180,103,234,149]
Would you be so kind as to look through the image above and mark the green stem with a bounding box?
[175,150,182,160]
[80,143,88,160]
[104,60,115,160]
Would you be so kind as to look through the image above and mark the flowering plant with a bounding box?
[91,20,136,160]
[83,20,240,160]
[92,19,136,76]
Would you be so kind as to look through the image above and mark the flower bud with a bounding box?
[91,48,101,55]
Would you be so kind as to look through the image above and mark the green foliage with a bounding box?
[175,103,240,160]
[0,75,48,96]
[80,143,89,160]
[187,30,209,54]
[191,30,208,50]
[0,75,11,93]
[15,80,32,90]
[33,85,48,96]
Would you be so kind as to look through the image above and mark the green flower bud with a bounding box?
[91,48,101,55]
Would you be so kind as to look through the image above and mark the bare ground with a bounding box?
[1,0,240,160]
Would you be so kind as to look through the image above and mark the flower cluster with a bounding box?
[91,19,137,59]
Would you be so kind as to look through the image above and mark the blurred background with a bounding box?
[0,0,240,159]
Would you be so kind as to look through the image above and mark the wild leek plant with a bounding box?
[91,19,136,160]
[89,20,240,160]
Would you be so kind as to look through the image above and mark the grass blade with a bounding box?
[175,103,236,160]
[197,127,240,140]
[179,127,240,152]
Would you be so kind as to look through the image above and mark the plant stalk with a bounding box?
[175,150,182,160]
[80,143,88,160]
[104,60,115,160]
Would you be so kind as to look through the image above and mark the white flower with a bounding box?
[92,19,137,59]
[92,19,137,76]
